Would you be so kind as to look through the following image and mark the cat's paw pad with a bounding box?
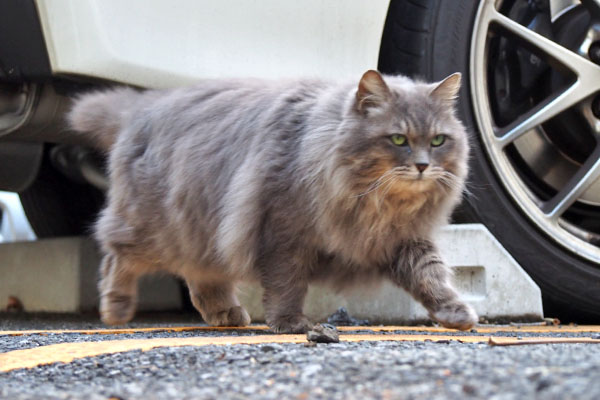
[100,293,136,325]
[204,306,251,327]
[431,301,478,331]
[268,314,314,334]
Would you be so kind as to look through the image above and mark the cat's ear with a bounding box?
[431,73,461,104]
[356,70,391,114]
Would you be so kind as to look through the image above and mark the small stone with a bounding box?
[6,296,24,313]
[544,317,560,326]
[307,323,340,343]
[536,377,553,392]
[302,364,323,378]
[462,384,477,395]
[327,307,369,326]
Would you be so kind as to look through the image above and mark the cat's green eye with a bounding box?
[390,134,408,146]
[431,134,446,147]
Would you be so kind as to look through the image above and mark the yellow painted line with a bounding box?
[3,324,600,336]
[1,331,599,373]
[489,336,600,346]
[0,333,489,373]
[0,335,305,373]
[0,325,270,337]
[339,325,600,333]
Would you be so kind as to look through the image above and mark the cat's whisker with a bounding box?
[353,176,395,198]
[459,182,474,197]
[370,174,401,202]
[435,171,470,196]
[373,175,401,208]
[379,175,399,200]
[435,179,455,194]
[437,174,458,190]
[461,181,479,200]
[352,169,400,198]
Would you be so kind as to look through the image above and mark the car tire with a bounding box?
[19,145,104,238]
[379,0,600,322]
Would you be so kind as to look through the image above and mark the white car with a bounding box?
[0,0,598,321]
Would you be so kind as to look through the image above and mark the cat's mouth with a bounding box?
[399,168,438,181]
[399,170,462,196]
[402,172,437,189]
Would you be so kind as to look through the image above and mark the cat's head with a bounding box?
[339,70,469,199]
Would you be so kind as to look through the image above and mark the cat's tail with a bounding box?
[67,87,141,151]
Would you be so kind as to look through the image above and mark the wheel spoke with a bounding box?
[542,145,600,219]
[477,0,600,148]
[495,82,584,147]
[485,2,598,74]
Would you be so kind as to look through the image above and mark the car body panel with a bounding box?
[35,0,390,88]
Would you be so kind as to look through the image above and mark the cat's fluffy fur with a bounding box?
[68,70,477,332]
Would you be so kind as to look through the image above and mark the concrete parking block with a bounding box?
[238,224,544,324]
[0,237,182,312]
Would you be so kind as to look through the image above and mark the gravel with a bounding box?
[1,341,600,399]
[0,329,268,354]
[1,314,599,399]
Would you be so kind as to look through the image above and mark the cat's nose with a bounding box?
[416,163,429,173]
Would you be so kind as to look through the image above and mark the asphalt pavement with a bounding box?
[1,313,599,399]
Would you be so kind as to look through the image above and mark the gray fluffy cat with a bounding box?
[68,70,478,333]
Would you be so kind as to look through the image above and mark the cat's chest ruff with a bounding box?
[320,193,433,267]
[360,188,435,228]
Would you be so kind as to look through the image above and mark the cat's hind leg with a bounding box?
[185,278,251,326]
[98,253,142,325]
[389,239,478,330]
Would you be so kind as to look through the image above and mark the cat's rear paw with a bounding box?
[203,306,251,327]
[431,300,477,331]
[268,314,313,334]
[100,293,136,325]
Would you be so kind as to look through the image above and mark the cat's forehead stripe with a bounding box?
[400,110,435,137]
[396,119,407,133]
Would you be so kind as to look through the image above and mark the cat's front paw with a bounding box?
[204,306,251,327]
[430,300,478,331]
[268,314,314,334]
